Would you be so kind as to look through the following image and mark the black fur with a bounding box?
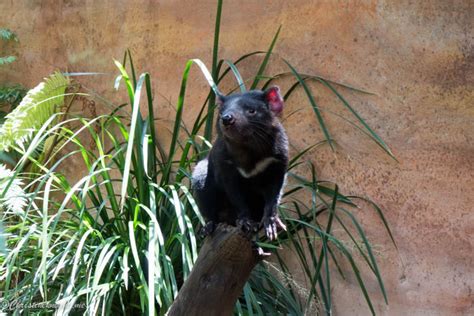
[192,87,288,240]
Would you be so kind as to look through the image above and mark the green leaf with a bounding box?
[318,78,396,159]
[0,56,16,65]
[223,60,246,92]
[0,164,27,214]
[283,59,334,150]
[250,25,281,90]
[0,29,18,42]
[204,0,224,140]
[0,72,69,151]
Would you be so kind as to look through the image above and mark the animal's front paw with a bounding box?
[199,221,216,238]
[262,215,287,241]
[236,218,259,234]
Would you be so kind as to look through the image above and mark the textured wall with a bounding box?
[1,1,473,315]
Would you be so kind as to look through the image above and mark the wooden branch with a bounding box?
[167,224,263,316]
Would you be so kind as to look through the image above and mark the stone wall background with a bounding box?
[1,1,473,315]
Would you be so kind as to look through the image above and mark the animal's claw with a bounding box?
[262,215,286,241]
[199,221,216,238]
[236,218,259,234]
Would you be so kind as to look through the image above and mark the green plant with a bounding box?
[0,29,18,66]
[0,86,26,110]
[0,55,394,315]
[0,2,396,315]
[0,72,69,151]
[183,3,396,312]
[0,72,70,169]
[1,61,205,315]
[0,164,26,215]
[0,28,27,135]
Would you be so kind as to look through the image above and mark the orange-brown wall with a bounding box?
[1,1,473,315]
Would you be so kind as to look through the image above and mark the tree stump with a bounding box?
[166,224,264,316]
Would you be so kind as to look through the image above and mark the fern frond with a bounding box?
[0,85,26,107]
[0,164,26,215]
[0,29,17,42]
[0,72,69,151]
[0,56,16,66]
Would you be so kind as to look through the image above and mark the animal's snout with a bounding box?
[221,114,235,126]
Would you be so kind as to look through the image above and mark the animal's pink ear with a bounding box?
[264,86,284,115]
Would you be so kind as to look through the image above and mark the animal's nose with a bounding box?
[221,114,235,126]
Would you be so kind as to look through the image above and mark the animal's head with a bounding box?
[216,86,284,143]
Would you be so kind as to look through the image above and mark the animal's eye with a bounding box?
[247,109,256,115]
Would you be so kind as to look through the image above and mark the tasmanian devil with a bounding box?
[191,86,288,240]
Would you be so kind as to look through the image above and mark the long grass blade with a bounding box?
[283,59,334,150]
[289,218,377,315]
[337,207,388,303]
[204,0,223,140]
[347,195,398,250]
[223,60,246,92]
[163,59,219,185]
[250,26,281,90]
[318,78,396,159]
